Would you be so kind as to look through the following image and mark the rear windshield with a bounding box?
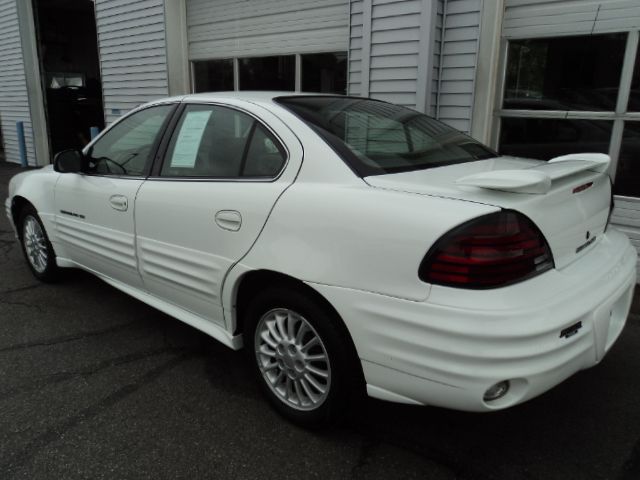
[275,96,496,176]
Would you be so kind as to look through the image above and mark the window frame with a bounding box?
[82,102,179,180]
[149,102,290,183]
[492,29,640,200]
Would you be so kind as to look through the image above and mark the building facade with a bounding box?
[1,0,639,275]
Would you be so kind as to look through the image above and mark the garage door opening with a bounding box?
[32,0,104,158]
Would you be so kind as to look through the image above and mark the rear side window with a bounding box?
[275,96,496,176]
[161,104,286,178]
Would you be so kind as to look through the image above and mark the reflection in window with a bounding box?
[239,56,295,91]
[88,105,173,176]
[614,122,640,196]
[499,118,613,160]
[301,52,347,94]
[193,59,234,93]
[504,34,626,111]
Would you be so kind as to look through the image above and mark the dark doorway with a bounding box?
[33,0,104,158]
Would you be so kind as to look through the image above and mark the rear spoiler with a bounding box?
[455,153,610,194]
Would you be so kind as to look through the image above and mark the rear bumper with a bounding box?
[310,228,636,411]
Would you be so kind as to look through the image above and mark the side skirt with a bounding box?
[55,256,243,350]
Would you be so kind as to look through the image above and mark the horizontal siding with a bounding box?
[187,0,349,60]
[504,0,640,38]
[431,0,443,116]
[367,0,422,108]
[95,0,169,125]
[349,0,429,110]
[0,0,36,166]
[435,0,481,133]
[348,0,364,96]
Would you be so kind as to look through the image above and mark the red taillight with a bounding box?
[419,210,554,289]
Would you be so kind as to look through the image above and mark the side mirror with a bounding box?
[54,149,85,173]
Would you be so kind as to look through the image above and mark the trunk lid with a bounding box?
[364,155,612,269]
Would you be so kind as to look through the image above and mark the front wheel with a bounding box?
[244,286,362,427]
[19,206,59,282]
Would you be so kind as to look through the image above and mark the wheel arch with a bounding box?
[232,268,365,390]
[11,196,35,238]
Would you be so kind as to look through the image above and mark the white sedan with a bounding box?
[5,92,637,426]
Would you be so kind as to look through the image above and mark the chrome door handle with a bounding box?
[215,210,242,231]
[109,195,128,212]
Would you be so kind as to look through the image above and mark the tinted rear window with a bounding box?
[275,96,496,176]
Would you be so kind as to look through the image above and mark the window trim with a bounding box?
[149,101,290,183]
[81,102,180,180]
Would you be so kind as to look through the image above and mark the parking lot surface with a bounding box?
[1,161,639,480]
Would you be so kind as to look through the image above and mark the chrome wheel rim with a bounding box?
[255,308,331,411]
[23,216,48,274]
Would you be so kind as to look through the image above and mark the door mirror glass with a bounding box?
[54,149,84,173]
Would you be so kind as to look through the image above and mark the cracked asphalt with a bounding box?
[1,161,639,480]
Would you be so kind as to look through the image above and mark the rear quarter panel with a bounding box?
[231,181,498,303]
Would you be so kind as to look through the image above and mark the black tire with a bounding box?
[18,205,59,282]
[243,285,362,428]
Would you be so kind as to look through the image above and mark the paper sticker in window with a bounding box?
[170,110,213,168]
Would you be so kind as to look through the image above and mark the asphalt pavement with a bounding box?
[1,161,639,480]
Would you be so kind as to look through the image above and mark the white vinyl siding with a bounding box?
[348,0,429,110]
[431,0,444,116]
[0,0,35,166]
[95,0,169,125]
[186,0,349,60]
[434,0,481,133]
[349,0,364,96]
[504,0,640,39]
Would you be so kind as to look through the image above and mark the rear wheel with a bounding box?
[244,285,361,427]
[19,206,59,282]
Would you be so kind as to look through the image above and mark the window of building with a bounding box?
[239,55,295,91]
[497,31,640,198]
[193,59,234,93]
[192,52,348,94]
[160,104,285,179]
[504,34,626,111]
[301,52,347,95]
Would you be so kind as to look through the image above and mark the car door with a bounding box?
[54,104,176,288]
[134,102,303,326]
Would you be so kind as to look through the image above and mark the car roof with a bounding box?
[146,91,343,108]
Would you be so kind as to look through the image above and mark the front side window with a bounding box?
[160,104,286,178]
[276,96,495,176]
[88,105,173,176]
